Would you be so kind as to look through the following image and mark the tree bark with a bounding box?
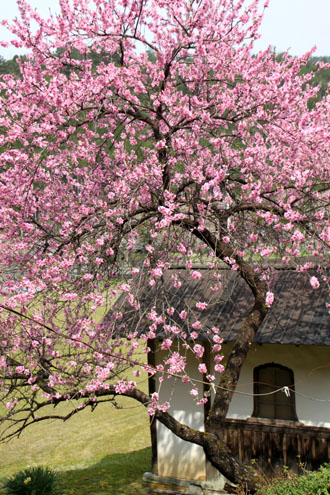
[124,386,264,492]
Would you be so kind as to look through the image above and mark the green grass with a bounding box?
[0,397,151,494]
[57,449,151,495]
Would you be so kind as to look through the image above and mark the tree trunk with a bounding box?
[125,385,263,492]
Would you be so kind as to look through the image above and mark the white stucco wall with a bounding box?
[154,343,330,481]
[221,343,330,428]
[155,347,207,480]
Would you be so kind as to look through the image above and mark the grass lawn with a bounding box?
[57,449,151,495]
[0,397,151,494]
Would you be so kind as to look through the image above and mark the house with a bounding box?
[108,264,330,494]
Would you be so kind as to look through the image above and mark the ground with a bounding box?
[0,398,151,495]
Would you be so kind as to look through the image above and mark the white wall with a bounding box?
[155,343,330,481]
[221,344,330,428]
[155,347,206,480]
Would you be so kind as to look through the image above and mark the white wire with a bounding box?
[212,383,330,402]
[293,390,330,402]
[165,371,330,402]
[211,383,290,397]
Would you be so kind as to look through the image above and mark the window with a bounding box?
[252,363,298,421]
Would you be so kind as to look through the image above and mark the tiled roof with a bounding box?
[106,268,330,346]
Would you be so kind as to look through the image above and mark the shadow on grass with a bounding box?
[57,447,151,495]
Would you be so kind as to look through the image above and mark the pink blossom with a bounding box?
[191,271,202,280]
[196,301,208,310]
[161,339,173,350]
[171,325,182,337]
[152,267,163,278]
[193,344,204,359]
[206,375,215,382]
[250,233,258,242]
[190,388,198,397]
[198,363,207,374]
[215,364,225,373]
[165,352,186,374]
[63,293,78,301]
[115,380,136,394]
[213,335,224,344]
[117,284,131,292]
[310,276,320,289]
[151,392,159,401]
[158,402,170,412]
[178,243,187,254]
[291,230,305,242]
[260,248,273,257]
[265,291,274,308]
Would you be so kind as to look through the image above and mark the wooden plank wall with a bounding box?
[222,419,330,474]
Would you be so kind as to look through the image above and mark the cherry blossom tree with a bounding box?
[0,0,330,490]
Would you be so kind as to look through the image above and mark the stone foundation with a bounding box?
[143,472,230,495]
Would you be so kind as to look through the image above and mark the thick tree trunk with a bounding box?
[125,386,263,492]
[202,304,268,492]
[151,408,263,492]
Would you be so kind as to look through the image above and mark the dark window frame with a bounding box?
[252,363,298,421]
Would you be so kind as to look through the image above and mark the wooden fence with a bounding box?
[221,418,330,473]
